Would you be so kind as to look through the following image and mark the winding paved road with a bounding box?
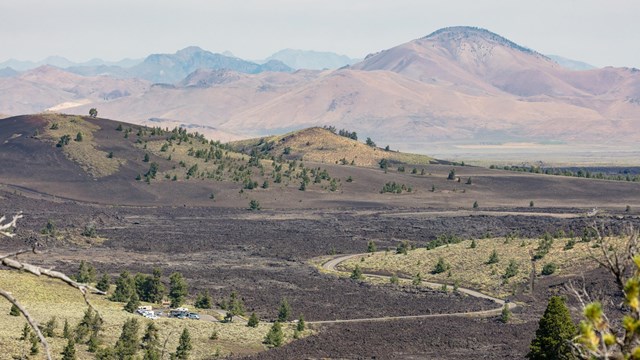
[308,253,516,325]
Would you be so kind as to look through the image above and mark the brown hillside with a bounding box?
[229,127,436,167]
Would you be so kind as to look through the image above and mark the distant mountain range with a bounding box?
[263,49,359,70]
[1,26,638,157]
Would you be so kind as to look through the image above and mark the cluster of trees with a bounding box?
[110,268,187,309]
[322,125,358,140]
[490,164,640,182]
[380,182,412,194]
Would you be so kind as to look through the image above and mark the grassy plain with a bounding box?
[0,271,298,359]
[340,235,623,298]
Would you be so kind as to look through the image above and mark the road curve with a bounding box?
[308,253,515,325]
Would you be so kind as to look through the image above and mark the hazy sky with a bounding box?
[1,0,638,68]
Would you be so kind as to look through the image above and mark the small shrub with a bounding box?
[473,201,479,209]
[486,250,499,265]
[541,263,557,276]
[248,200,261,211]
[412,272,422,286]
[503,260,519,279]
[500,304,512,323]
[350,265,364,280]
[432,257,450,274]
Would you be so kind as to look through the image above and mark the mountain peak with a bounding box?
[423,26,537,55]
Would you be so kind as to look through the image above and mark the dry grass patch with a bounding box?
[0,271,298,359]
[230,127,434,167]
[42,113,124,178]
[340,236,623,298]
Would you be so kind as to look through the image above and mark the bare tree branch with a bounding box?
[0,288,52,360]
[1,256,106,295]
[0,212,23,238]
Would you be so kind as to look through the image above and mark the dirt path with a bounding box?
[309,253,515,324]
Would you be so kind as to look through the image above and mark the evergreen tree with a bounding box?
[146,268,165,303]
[194,291,212,309]
[500,304,512,323]
[143,153,150,162]
[142,321,160,360]
[169,272,188,308]
[486,249,500,265]
[115,318,140,359]
[296,315,305,332]
[367,240,377,253]
[350,265,364,280]
[527,296,576,359]
[173,328,192,360]
[76,260,96,283]
[111,271,136,302]
[247,312,259,327]
[75,308,99,343]
[390,273,399,285]
[96,273,111,293]
[9,303,19,316]
[124,292,140,313]
[43,316,58,337]
[30,331,39,355]
[21,323,31,340]
[61,338,76,360]
[63,319,71,339]
[264,321,284,348]
[432,257,450,274]
[227,291,245,321]
[277,298,292,322]
[470,239,477,249]
[75,132,83,142]
[87,333,99,353]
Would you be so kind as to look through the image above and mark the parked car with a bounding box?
[188,312,200,320]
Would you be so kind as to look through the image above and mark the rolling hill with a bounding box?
[1,27,639,162]
[229,127,436,167]
[2,113,640,211]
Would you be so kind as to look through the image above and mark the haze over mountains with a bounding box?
[1,26,638,160]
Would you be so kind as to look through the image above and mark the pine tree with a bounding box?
[96,273,111,293]
[367,240,377,253]
[247,312,259,327]
[43,316,57,337]
[30,331,39,355]
[115,318,140,359]
[61,338,76,360]
[264,321,284,348]
[9,303,19,316]
[526,296,576,359]
[350,265,364,280]
[228,291,245,321]
[169,272,188,308]
[296,315,305,332]
[390,273,399,285]
[63,319,71,339]
[487,249,500,265]
[500,304,512,323]
[194,291,212,309]
[21,323,31,340]
[470,239,477,249]
[142,321,160,360]
[110,271,136,302]
[124,292,140,313]
[146,268,165,303]
[277,298,292,322]
[87,333,99,353]
[432,257,450,274]
[173,328,192,360]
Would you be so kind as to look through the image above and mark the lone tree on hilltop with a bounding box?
[89,108,98,118]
